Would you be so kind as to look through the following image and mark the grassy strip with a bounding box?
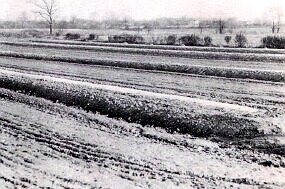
[1,41,284,62]
[0,51,284,82]
[30,39,285,55]
[0,69,280,138]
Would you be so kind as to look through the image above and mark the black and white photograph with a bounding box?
[0,0,284,188]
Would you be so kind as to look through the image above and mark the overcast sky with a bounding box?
[0,0,284,21]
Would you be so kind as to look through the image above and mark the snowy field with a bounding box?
[0,39,284,188]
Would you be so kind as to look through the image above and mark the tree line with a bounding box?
[1,0,283,35]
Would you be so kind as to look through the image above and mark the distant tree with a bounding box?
[269,7,283,33]
[123,17,129,30]
[153,20,160,29]
[32,0,57,35]
[272,21,276,34]
[56,20,68,35]
[146,27,152,34]
[18,12,29,28]
[217,19,226,34]
[198,22,204,33]
[136,26,143,34]
[70,16,79,25]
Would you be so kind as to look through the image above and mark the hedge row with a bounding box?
[58,32,285,50]
[0,69,278,138]
[0,51,284,82]
[30,39,285,54]
[107,34,214,46]
[108,34,144,44]
[1,41,284,63]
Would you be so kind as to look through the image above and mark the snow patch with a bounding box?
[0,68,259,114]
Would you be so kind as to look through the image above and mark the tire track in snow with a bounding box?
[0,90,284,188]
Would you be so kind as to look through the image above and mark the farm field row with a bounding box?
[1,51,284,82]
[0,42,284,69]
[0,57,284,112]
[0,60,284,148]
[29,39,285,55]
[0,41,284,62]
[0,66,284,148]
[0,69,266,136]
[0,43,284,83]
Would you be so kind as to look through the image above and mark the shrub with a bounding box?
[124,34,144,44]
[108,34,144,44]
[225,36,232,45]
[165,35,177,45]
[88,34,98,41]
[235,33,247,48]
[55,32,62,37]
[112,35,125,43]
[204,36,212,46]
[261,36,285,49]
[65,33,81,40]
[179,34,202,46]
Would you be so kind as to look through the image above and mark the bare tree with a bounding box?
[123,17,129,30]
[272,21,276,34]
[218,19,226,34]
[276,10,283,33]
[269,7,283,33]
[198,22,204,33]
[18,12,29,28]
[32,0,57,35]
[215,19,226,34]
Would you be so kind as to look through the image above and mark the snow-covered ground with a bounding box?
[0,88,284,188]
[0,40,284,188]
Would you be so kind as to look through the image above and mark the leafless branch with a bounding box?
[32,0,57,34]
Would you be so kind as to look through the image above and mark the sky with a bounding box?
[0,0,284,22]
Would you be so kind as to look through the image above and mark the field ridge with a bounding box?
[0,68,282,138]
[0,51,284,82]
[1,41,284,62]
